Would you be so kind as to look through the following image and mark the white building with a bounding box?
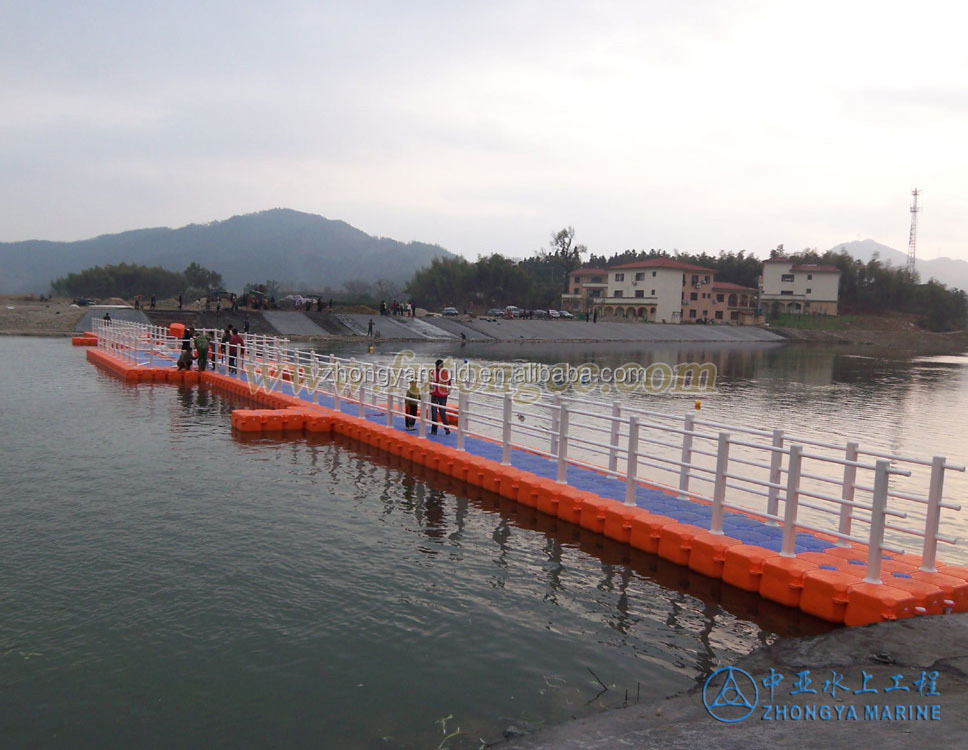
[760,259,840,316]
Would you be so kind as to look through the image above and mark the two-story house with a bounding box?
[560,268,609,316]
[759,258,840,316]
[564,259,761,324]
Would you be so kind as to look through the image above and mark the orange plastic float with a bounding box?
[759,556,819,608]
[844,582,917,626]
[688,532,743,579]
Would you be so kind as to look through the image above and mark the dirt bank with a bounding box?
[769,312,968,355]
[504,613,968,749]
[0,296,87,336]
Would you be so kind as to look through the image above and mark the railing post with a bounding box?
[624,416,639,506]
[549,395,561,457]
[418,389,428,438]
[328,355,338,409]
[608,400,621,474]
[837,441,859,546]
[766,429,784,526]
[678,413,695,499]
[457,390,467,452]
[920,456,946,573]
[358,382,366,418]
[864,459,891,584]
[710,432,730,535]
[556,402,569,484]
[780,445,803,557]
[386,393,394,427]
[501,392,512,465]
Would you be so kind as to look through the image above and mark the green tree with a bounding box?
[540,227,587,291]
[183,262,223,291]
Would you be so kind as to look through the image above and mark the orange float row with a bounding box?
[84,344,968,626]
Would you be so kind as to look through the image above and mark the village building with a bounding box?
[562,259,759,324]
[759,258,841,316]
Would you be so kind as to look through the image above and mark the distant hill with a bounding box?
[831,239,968,292]
[0,209,454,294]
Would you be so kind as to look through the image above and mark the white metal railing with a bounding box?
[91,319,966,581]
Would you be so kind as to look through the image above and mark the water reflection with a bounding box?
[326,433,834,643]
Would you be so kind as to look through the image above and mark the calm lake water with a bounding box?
[2,335,966,748]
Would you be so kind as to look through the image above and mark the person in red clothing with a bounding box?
[228,327,245,374]
[430,358,451,435]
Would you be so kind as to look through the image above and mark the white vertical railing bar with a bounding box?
[678,413,695,499]
[556,403,569,484]
[865,460,892,584]
[710,432,730,535]
[418,389,428,439]
[457,390,467,452]
[837,441,859,547]
[921,455,947,573]
[608,401,621,473]
[781,445,804,557]
[549,395,560,458]
[501,393,512,466]
[625,416,640,506]
[765,428,784,526]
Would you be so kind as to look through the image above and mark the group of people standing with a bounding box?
[404,359,452,434]
[380,300,415,317]
[178,326,245,373]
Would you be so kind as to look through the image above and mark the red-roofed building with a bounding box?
[760,258,840,315]
[563,258,761,324]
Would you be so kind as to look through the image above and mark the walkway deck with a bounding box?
[82,340,968,628]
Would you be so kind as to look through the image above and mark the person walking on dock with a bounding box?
[228,327,244,374]
[220,326,232,368]
[194,330,210,372]
[430,359,451,435]
[404,379,421,431]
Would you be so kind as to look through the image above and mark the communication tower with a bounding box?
[907,188,920,275]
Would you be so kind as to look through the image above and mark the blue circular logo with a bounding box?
[702,666,759,723]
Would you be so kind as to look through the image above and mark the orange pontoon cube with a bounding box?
[688,532,743,579]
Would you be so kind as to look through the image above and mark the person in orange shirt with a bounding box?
[430,358,451,435]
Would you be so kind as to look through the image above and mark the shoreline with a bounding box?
[503,613,968,748]
[1,297,966,354]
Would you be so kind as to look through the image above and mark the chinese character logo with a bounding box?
[703,666,759,723]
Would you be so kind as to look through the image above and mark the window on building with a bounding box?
[634,289,644,298]
[703,275,710,284]
[614,273,625,281]
[635,272,645,281]
[652,271,657,277]
[613,290,623,298]
[715,310,723,320]
[689,309,697,318]
[717,294,724,302]
[573,287,579,294]
[691,275,699,285]
[807,274,813,280]
[588,290,602,298]
[651,290,655,296]
[806,288,812,294]
[780,290,793,296]
[591,276,604,284]
[690,292,698,300]
[781,273,794,282]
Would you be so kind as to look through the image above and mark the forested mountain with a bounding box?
[832,239,968,292]
[0,209,453,293]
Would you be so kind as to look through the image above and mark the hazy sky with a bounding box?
[3,0,967,262]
